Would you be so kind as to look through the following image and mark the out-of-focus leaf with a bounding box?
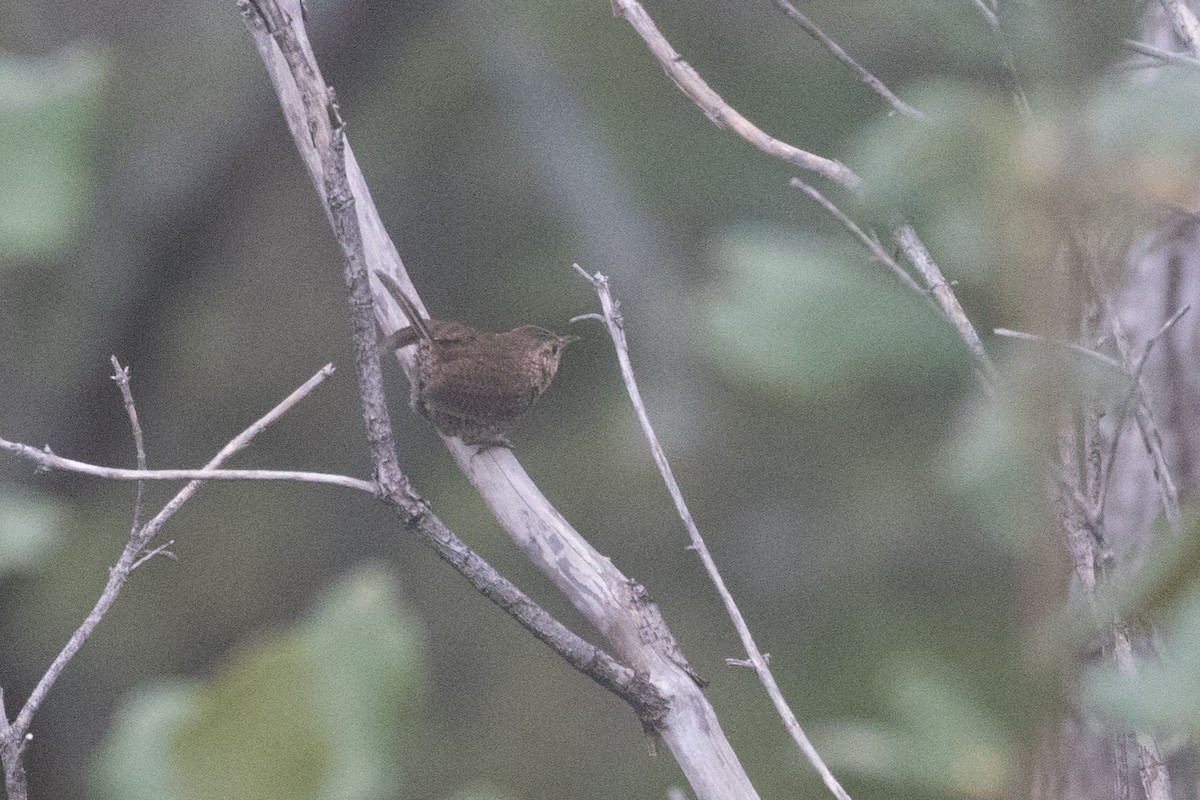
[939,392,1042,553]
[89,565,424,800]
[0,485,65,577]
[89,681,197,800]
[846,80,1020,282]
[300,566,425,800]
[1084,589,1200,742]
[1119,510,1200,624]
[170,630,328,800]
[1083,72,1200,212]
[703,226,966,400]
[818,652,1014,798]
[0,43,106,261]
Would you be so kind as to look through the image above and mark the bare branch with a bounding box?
[1077,254,1182,532]
[969,0,1030,117]
[1095,305,1191,525]
[109,357,148,534]
[1,360,337,781]
[0,442,376,492]
[575,264,852,800]
[609,0,861,190]
[241,2,762,795]
[993,328,1124,370]
[790,178,925,295]
[893,225,998,388]
[1058,422,1101,596]
[0,689,28,800]
[771,0,924,120]
[240,0,676,738]
[130,540,177,571]
[1124,38,1200,70]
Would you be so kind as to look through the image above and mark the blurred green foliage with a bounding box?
[89,566,424,800]
[0,483,65,576]
[0,43,104,261]
[819,651,1013,796]
[704,225,968,400]
[1083,512,1200,748]
[847,81,1021,284]
[0,0,1197,798]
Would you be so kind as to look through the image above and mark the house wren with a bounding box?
[376,271,578,448]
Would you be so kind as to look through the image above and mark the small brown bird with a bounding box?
[377,271,578,448]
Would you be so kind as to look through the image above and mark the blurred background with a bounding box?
[1,0,1193,798]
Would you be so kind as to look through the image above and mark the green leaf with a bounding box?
[1084,592,1200,742]
[1121,510,1200,624]
[938,395,1042,553]
[819,652,1014,796]
[0,43,106,260]
[0,484,66,577]
[89,681,198,800]
[846,81,1020,282]
[89,565,424,800]
[1083,72,1200,210]
[703,226,967,400]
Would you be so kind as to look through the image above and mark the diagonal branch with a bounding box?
[1124,38,1200,70]
[893,225,999,389]
[771,0,923,120]
[240,0,677,735]
[609,0,861,190]
[790,178,925,296]
[1094,304,1191,525]
[575,264,852,800]
[1076,251,1182,533]
[969,0,1030,116]
[239,2,761,796]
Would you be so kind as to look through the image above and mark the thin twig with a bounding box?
[789,178,925,295]
[0,442,375,492]
[130,540,177,571]
[893,225,998,389]
[609,0,861,191]
[1,361,337,779]
[771,0,923,119]
[1058,422,1101,596]
[969,0,1030,117]
[969,0,998,28]
[993,328,1125,371]
[1123,38,1200,70]
[1077,253,1182,533]
[110,357,148,535]
[575,264,852,800]
[1,365,364,489]
[1094,305,1191,524]
[324,89,412,502]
